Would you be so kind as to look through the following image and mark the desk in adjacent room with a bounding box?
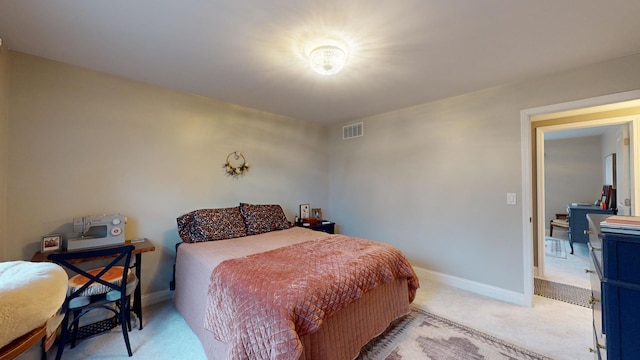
[567,205,613,254]
[31,239,155,330]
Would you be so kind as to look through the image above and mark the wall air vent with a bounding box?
[343,122,363,140]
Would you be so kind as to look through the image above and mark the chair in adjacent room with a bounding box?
[549,213,569,237]
[48,245,137,360]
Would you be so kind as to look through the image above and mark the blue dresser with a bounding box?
[588,215,640,359]
[568,205,613,254]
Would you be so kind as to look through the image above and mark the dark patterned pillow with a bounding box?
[239,203,291,235]
[176,211,198,243]
[176,207,247,243]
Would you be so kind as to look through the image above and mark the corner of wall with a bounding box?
[0,43,10,260]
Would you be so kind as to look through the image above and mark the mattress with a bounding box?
[173,227,412,360]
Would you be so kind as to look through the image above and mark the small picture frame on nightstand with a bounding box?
[41,234,62,252]
[300,204,310,219]
[312,208,323,220]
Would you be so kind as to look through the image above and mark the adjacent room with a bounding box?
[541,126,629,289]
[2,1,640,360]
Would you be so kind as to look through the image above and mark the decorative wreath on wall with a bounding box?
[223,151,250,178]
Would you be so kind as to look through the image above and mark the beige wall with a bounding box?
[328,53,640,293]
[6,53,329,294]
[544,136,603,226]
[0,44,9,260]
[6,48,640,300]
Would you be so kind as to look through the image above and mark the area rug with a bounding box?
[357,307,553,360]
[534,278,591,308]
[545,237,566,259]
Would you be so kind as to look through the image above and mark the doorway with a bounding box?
[520,90,640,306]
[539,124,628,288]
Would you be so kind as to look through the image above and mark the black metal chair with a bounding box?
[48,245,136,360]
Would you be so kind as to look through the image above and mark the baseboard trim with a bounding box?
[413,266,529,306]
[142,289,173,307]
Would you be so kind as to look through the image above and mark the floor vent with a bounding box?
[343,122,363,139]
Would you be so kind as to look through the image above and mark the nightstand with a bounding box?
[298,221,335,234]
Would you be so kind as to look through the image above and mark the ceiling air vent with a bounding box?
[343,122,363,140]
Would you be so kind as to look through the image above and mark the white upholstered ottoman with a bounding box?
[0,261,67,349]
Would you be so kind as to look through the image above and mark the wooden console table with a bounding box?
[31,239,155,330]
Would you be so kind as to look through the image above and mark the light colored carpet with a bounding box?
[17,277,592,360]
[540,234,591,289]
[18,300,207,360]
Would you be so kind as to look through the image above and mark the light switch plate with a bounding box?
[507,193,517,205]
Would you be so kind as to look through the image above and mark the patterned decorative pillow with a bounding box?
[176,207,247,243]
[176,211,197,243]
[239,203,291,235]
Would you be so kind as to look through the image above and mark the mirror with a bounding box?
[605,153,616,187]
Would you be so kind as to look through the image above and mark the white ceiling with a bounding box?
[544,126,611,141]
[1,1,640,125]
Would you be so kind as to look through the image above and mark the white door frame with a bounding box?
[520,90,640,307]
[535,116,639,279]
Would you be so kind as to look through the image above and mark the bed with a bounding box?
[173,204,419,360]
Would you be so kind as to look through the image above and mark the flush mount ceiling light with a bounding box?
[309,45,347,76]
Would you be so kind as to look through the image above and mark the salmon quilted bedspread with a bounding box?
[203,234,419,360]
